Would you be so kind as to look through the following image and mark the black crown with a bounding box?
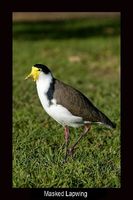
[34,64,51,74]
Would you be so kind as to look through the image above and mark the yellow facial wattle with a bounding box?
[25,66,40,81]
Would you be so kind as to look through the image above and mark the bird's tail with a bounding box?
[98,111,116,129]
[104,118,116,129]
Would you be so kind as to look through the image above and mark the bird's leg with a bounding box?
[68,124,91,156]
[63,125,70,162]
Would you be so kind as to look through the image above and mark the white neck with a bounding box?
[36,72,53,93]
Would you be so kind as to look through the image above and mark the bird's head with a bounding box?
[25,64,51,81]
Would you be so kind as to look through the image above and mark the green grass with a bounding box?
[13,16,120,188]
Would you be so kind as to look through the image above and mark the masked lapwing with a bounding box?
[25,64,116,161]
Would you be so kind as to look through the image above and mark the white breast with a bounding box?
[36,73,84,128]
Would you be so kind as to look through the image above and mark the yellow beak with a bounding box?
[25,66,40,81]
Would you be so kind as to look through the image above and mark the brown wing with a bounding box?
[53,79,106,123]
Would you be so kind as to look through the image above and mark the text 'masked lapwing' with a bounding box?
[25,64,116,162]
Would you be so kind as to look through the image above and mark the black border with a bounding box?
[12,0,121,12]
[1,0,130,199]
[1,7,12,191]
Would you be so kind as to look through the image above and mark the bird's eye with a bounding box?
[38,69,41,71]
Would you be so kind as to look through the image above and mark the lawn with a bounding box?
[13,16,120,188]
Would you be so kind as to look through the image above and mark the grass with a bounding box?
[13,16,120,188]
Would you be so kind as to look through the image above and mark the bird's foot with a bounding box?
[61,147,77,164]
[67,147,76,156]
[62,156,67,164]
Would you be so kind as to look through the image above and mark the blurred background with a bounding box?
[13,12,120,188]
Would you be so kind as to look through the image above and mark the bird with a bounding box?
[25,64,116,161]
